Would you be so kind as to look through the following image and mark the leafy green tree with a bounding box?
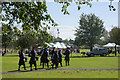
[75,13,105,51]
[54,37,63,42]
[2,24,13,52]
[69,39,74,44]
[1,1,92,36]
[99,29,110,45]
[62,39,69,44]
[1,1,92,49]
[109,27,120,56]
[2,2,57,42]
[109,27,120,45]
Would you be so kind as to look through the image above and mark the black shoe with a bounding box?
[55,67,57,69]
[35,68,37,70]
[18,69,20,71]
[30,69,32,71]
[47,66,49,68]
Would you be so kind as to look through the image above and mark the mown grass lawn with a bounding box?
[2,69,118,78]
[1,50,119,78]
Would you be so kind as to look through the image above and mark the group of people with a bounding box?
[18,47,71,71]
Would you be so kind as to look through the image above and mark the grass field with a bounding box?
[1,49,119,78]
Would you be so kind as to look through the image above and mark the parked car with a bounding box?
[86,48,109,57]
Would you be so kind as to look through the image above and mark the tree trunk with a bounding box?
[90,46,93,51]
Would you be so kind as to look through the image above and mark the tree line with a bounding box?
[1,1,120,52]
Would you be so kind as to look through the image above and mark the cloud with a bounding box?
[48,25,76,40]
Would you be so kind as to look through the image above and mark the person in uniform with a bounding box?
[39,47,44,66]
[50,47,55,59]
[41,48,49,68]
[65,47,70,66]
[52,48,59,69]
[29,47,37,71]
[18,49,26,71]
[58,49,63,67]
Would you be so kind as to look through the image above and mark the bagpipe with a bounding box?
[24,57,27,62]
[49,58,53,65]
[35,57,38,61]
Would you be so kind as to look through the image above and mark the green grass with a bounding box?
[2,69,118,78]
[2,50,119,78]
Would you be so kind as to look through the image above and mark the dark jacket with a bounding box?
[41,49,49,63]
[58,50,62,63]
[52,50,59,64]
[50,49,55,58]
[19,52,25,65]
[29,49,36,64]
[65,49,70,61]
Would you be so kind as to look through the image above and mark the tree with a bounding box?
[109,27,120,45]
[99,29,110,45]
[75,13,105,51]
[109,27,120,56]
[62,39,69,44]
[1,1,92,49]
[69,39,74,44]
[1,1,92,35]
[2,24,13,52]
[2,2,58,44]
[54,37,63,42]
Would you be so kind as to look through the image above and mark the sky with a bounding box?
[46,1,118,40]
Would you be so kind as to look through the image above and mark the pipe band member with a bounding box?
[18,49,26,71]
[29,47,38,71]
[65,47,70,66]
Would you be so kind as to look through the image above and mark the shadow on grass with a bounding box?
[7,68,53,73]
[8,70,31,73]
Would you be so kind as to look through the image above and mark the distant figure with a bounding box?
[118,49,120,54]
[29,47,37,71]
[65,47,70,66]
[77,48,80,53]
[52,48,59,69]
[39,48,44,66]
[115,45,117,56]
[18,49,26,71]
[73,49,75,53]
[41,48,49,68]
[2,50,5,56]
[108,48,112,56]
[11,49,13,54]
[4,50,6,55]
[58,49,63,67]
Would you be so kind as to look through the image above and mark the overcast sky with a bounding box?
[46,1,118,40]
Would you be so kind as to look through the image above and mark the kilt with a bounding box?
[59,58,62,63]
[18,59,25,65]
[29,58,36,64]
[65,56,70,61]
[41,57,49,63]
